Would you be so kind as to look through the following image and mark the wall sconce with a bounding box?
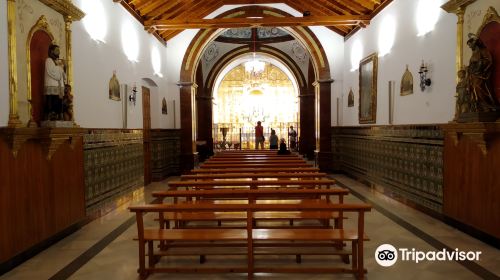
[418,60,431,91]
[129,84,137,106]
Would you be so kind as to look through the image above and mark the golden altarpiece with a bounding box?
[1,0,84,159]
[213,63,298,150]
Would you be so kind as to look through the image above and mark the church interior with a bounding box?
[0,0,499,279]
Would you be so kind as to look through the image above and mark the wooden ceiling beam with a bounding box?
[140,1,169,16]
[160,1,224,41]
[334,0,367,14]
[222,0,286,3]
[353,0,376,10]
[147,15,370,30]
[283,0,350,36]
[147,0,184,20]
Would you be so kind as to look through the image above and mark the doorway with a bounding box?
[142,86,151,185]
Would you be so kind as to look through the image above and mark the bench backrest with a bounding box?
[181,172,327,180]
[191,167,320,173]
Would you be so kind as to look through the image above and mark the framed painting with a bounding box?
[359,53,378,123]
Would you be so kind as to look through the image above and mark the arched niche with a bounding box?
[26,16,55,126]
[477,8,500,103]
[179,5,333,171]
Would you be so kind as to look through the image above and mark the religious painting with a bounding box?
[400,65,414,96]
[162,98,167,114]
[347,88,354,107]
[359,53,378,124]
[109,71,120,101]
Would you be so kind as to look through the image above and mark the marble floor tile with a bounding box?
[1,176,498,280]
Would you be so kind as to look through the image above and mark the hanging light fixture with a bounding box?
[244,28,265,75]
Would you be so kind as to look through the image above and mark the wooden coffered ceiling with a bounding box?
[117,0,393,42]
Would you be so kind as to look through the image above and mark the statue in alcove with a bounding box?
[466,34,498,112]
[44,43,67,121]
[456,34,499,122]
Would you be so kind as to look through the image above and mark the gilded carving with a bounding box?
[38,0,84,21]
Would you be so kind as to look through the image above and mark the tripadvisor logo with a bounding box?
[375,244,398,267]
[375,244,482,267]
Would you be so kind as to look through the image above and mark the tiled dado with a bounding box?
[151,129,181,180]
[83,130,144,216]
[332,125,444,213]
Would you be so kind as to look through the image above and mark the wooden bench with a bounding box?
[129,202,371,280]
[204,159,306,164]
[210,154,300,159]
[191,167,320,174]
[201,163,313,168]
[167,179,336,191]
[181,172,327,180]
[152,188,348,229]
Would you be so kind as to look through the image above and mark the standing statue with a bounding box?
[454,69,469,119]
[44,44,67,120]
[466,34,498,112]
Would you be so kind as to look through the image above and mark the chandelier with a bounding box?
[244,54,265,74]
[244,28,265,75]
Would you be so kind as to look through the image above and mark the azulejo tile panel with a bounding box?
[151,130,181,180]
[83,130,144,214]
[332,125,443,212]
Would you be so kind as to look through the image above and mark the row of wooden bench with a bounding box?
[129,151,372,279]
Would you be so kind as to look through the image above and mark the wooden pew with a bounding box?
[153,188,348,229]
[181,172,327,180]
[204,159,306,164]
[191,167,320,174]
[167,179,336,191]
[129,202,371,280]
[200,163,313,168]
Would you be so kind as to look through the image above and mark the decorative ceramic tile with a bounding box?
[332,125,444,212]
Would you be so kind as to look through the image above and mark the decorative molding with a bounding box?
[441,0,477,13]
[476,6,500,35]
[7,0,22,127]
[442,122,500,156]
[0,127,84,159]
[38,0,85,21]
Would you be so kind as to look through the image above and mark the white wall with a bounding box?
[0,1,8,127]
[309,26,344,126]
[73,0,168,129]
[164,29,199,129]
[342,0,456,126]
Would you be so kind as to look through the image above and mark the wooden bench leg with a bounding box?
[295,254,302,263]
[352,240,358,272]
[138,241,149,279]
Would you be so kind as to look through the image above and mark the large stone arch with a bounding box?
[179,5,333,171]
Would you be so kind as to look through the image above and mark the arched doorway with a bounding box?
[179,6,332,171]
[212,56,299,150]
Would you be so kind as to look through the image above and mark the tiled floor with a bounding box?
[1,175,499,280]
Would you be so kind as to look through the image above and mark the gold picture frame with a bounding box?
[400,65,414,96]
[359,53,378,123]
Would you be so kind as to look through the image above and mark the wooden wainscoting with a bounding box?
[0,128,85,268]
[442,122,500,241]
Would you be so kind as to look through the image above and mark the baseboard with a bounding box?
[0,222,83,276]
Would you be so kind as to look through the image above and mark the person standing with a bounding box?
[288,125,297,151]
[269,129,278,149]
[255,121,264,149]
[44,44,66,121]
